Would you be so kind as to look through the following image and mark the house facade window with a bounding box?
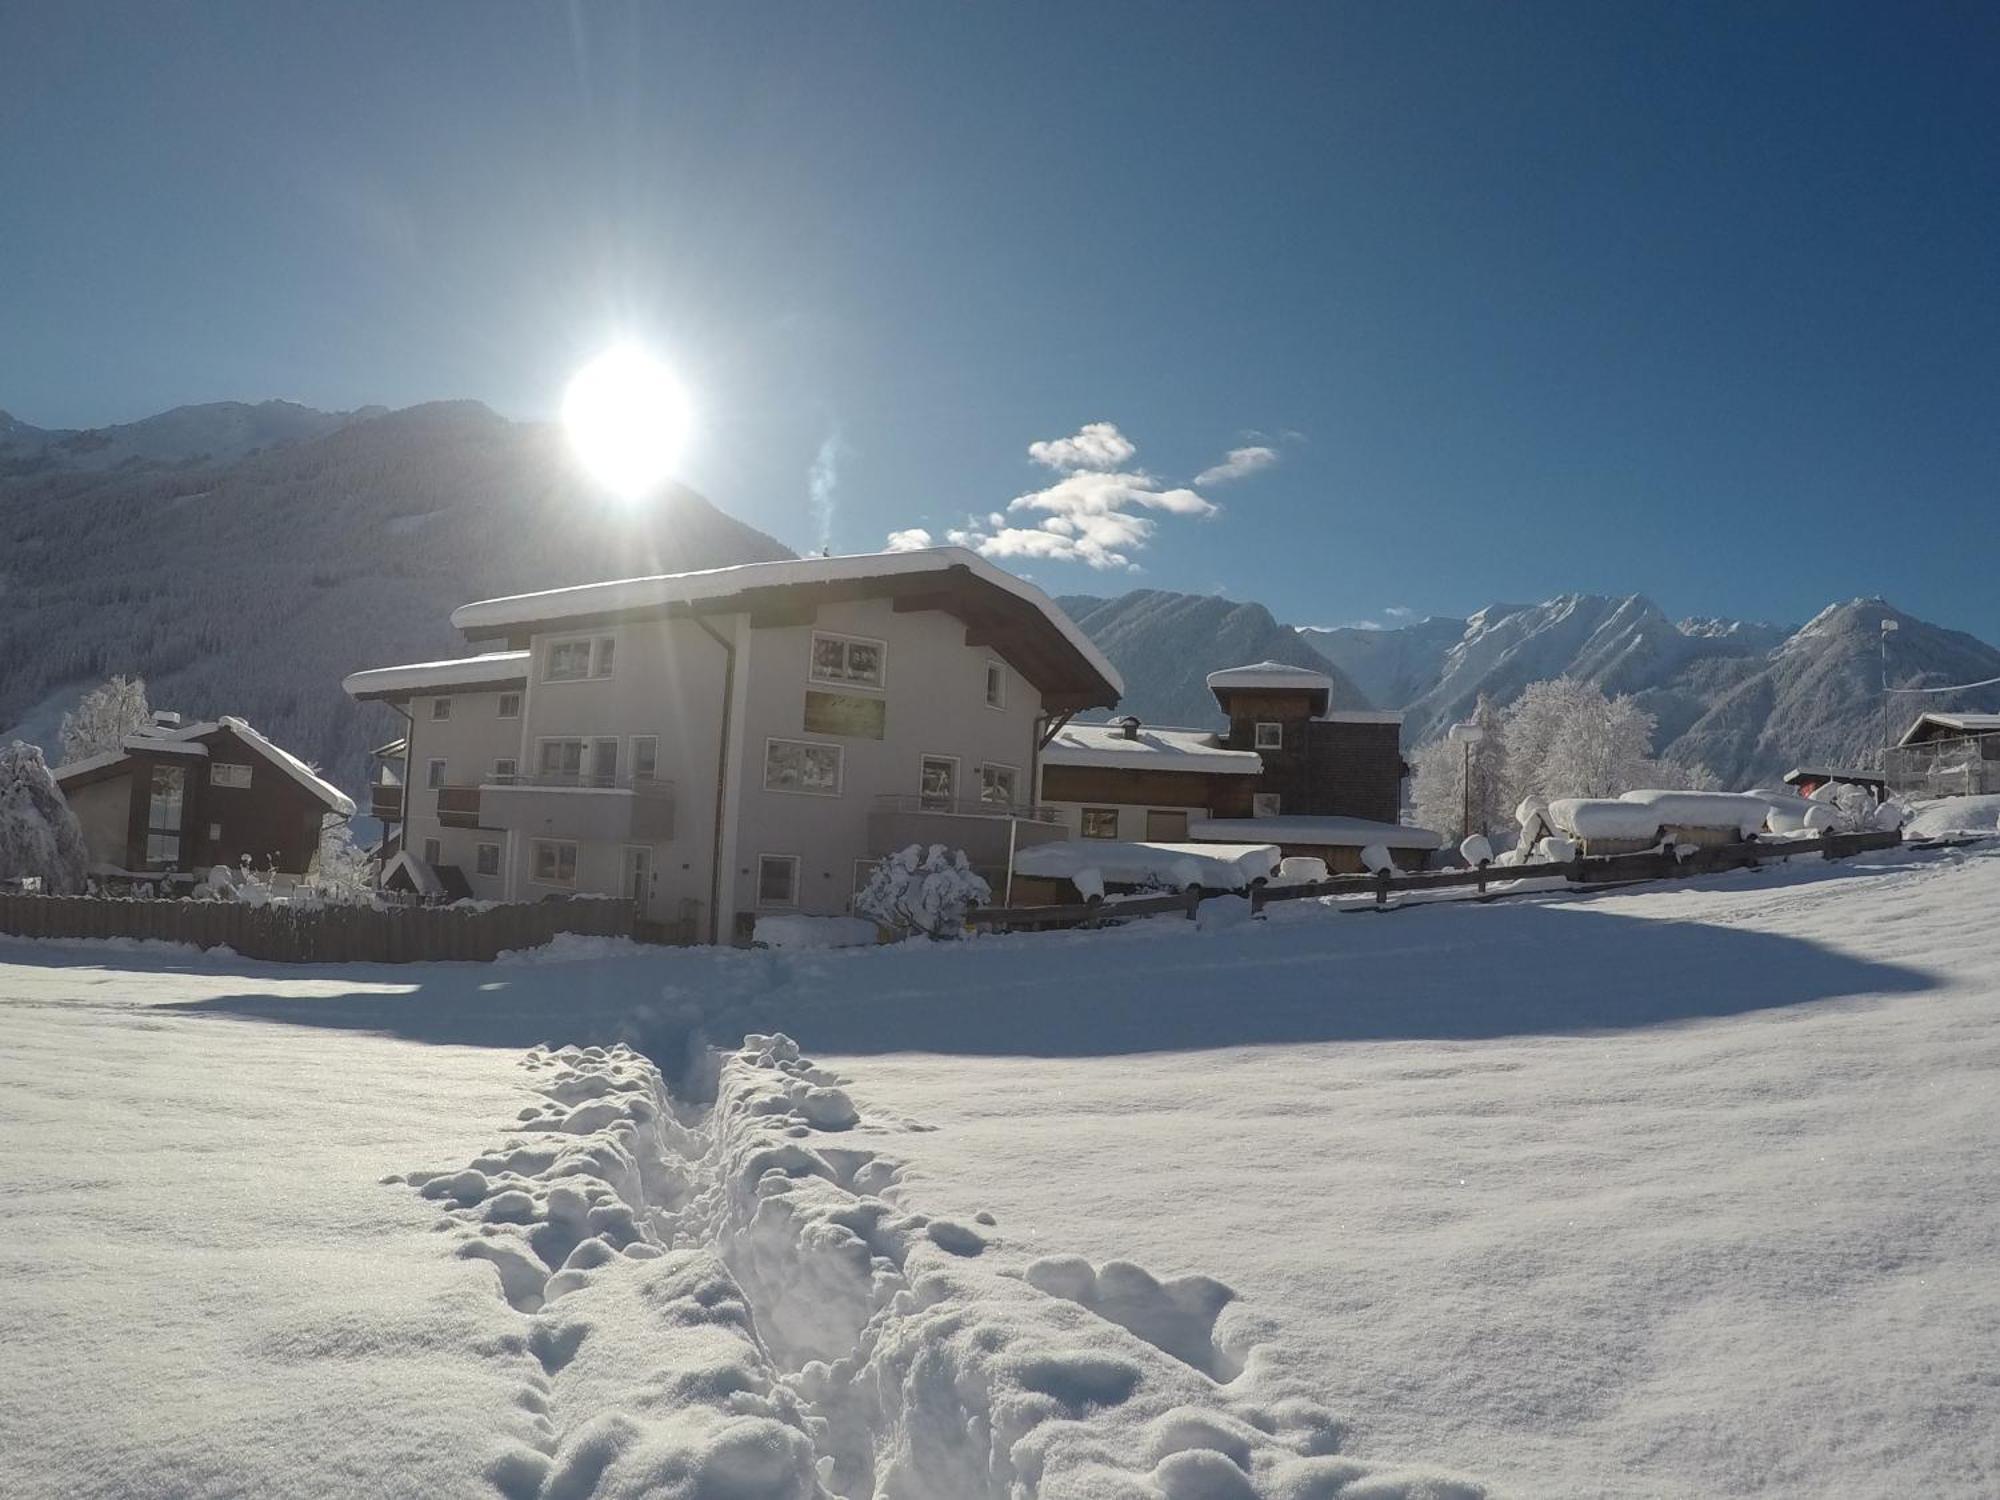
[757,854,801,908]
[209,762,253,789]
[984,661,1006,710]
[979,763,1020,807]
[422,837,443,867]
[545,637,615,682]
[146,764,185,866]
[475,843,501,877]
[919,754,958,810]
[632,736,659,781]
[1253,792,1282,817]
[427,758,447,790]
[497,692,521,719]
[1081,808,1119,840]
[531,839,578,886]
[765,738,843,796]
[493,757,518,782]
[1254,721,1283,750]
[591,737,619,785]
[538,739,586,780]
[432,696,452,721]
[810,632,885,690]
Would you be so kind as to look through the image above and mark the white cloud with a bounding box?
[1384,605,1416,620]
[1027,421,1135,472]
[884,421,1225,571]
[884,527,934,552]
[1194,445,1278,486]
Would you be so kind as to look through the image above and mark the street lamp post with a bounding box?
[1448,721,1485,840]
[1880,617,1899,773]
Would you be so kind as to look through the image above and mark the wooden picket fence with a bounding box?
[0,892,635,964]
[969,828,1909,933]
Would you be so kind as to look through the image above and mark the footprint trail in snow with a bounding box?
[402,1035,1491,1500]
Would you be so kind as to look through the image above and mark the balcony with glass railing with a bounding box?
[477,771,675,841]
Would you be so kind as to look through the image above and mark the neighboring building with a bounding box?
[1883,711,2000,797]
[342,548,1121,941]
[1038,660,1437,872]
[53,714,355,883]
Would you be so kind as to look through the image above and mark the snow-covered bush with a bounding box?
[0,741,91,893]
[58,675,151,765]
[853,844,992,940]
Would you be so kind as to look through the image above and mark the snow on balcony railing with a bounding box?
[483,771,675,795]
[871,794,1064,823]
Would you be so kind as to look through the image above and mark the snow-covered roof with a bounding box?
[1203,661,1333,693]
[1898,711,2000,745]
[446,546,1124,701]
[53,717,355,816]
[216,717,356,816]
[1188,815,1443,850]
[1317,709,1404,726]
[1013,839,1281,892]
[1042,722,1264,775]
[341,650,531,701]
[381,849,445,899]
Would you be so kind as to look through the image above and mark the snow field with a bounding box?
[404,1036,1490,1499]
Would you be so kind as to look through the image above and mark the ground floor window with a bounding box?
[532,839,578,886]
[475,843,501,877]
[1145,808,1189,841]
[422,837,442,867]
[758,854,801,908]
[1081,807,1119,840]
[1253,792,1282,818]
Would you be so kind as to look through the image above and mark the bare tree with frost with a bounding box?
[58,675,152,765]
[1410,694,1511,840]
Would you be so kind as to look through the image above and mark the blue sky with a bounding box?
[4,2,1997,637]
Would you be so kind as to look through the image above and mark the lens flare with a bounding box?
[561,346,692,499]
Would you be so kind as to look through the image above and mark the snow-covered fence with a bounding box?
[969,828,1907,933]
[0,892,634,963]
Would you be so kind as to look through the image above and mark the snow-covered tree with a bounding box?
[1500,677,1658,803]
[1410,694,1510,840]
[853,843,991,939]
[302,817,377,906]
[58,675,151,765]
[0,741,90,893]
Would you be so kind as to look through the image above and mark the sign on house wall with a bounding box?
[803,690,886,740]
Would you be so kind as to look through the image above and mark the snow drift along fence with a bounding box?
[0,893,634,964]
[969,829,1906,932]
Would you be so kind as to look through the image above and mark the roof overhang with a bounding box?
[343,651,531,704]
[446,548,1121,712]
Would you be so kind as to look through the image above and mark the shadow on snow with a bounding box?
[87,868,1941,1064]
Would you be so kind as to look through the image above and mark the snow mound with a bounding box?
[1905,793,2000,840]
[1015,839,1282,893]
[402,1036,1491,1499]
[754,914,881,950]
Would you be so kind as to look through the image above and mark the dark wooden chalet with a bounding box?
[53,715,356,881]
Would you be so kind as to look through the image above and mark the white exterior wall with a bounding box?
[726,598,1044,930]
[399,689,524,902]
[508,616,731,929]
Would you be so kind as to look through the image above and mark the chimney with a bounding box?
[152,710,182,729]
[1114,715,1141,741]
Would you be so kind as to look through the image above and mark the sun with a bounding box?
[561,346,693,499]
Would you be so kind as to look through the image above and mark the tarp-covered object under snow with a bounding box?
[1013,839,1281,895]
